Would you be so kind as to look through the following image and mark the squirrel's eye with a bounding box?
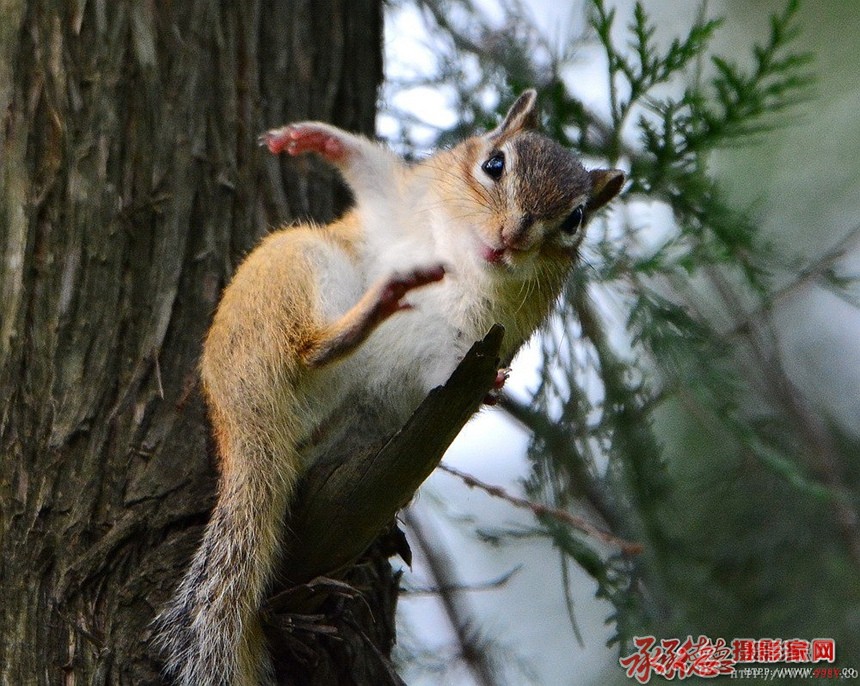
[560,205,585,235]
[481,152,505,180]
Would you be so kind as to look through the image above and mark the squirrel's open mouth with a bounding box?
[479,242,531,270]
[480,244,507,264]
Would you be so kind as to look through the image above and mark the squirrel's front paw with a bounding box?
[375,265,446,319]
[483,367,510,405]
[259,123,348,161]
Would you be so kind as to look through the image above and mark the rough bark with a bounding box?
[0,1,384,683]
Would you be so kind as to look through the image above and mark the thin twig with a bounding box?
[496,391,623,532]
[403,509,502,686]
[437,463,643,555]
[728,222,860,339]
[153,349,165,399]
[639,222,860,416]
[705,262,860,568]
[402,565,522,596]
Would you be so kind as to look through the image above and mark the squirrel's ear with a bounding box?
[587,169,625,211]
[488,89,539,139]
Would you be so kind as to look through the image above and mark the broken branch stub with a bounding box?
[279,325,505,587]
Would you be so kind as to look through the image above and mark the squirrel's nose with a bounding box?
[503,213,535,250]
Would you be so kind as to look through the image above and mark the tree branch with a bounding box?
[437,462,643,555]
[277,325,505,587]
[402,508,502,686]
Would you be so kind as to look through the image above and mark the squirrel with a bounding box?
[155,89,624,685]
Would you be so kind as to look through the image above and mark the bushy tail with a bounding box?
[155,454,293,686]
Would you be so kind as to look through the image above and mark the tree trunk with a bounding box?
[0,1,382,683]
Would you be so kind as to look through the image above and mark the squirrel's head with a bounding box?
[434,89,624,279]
